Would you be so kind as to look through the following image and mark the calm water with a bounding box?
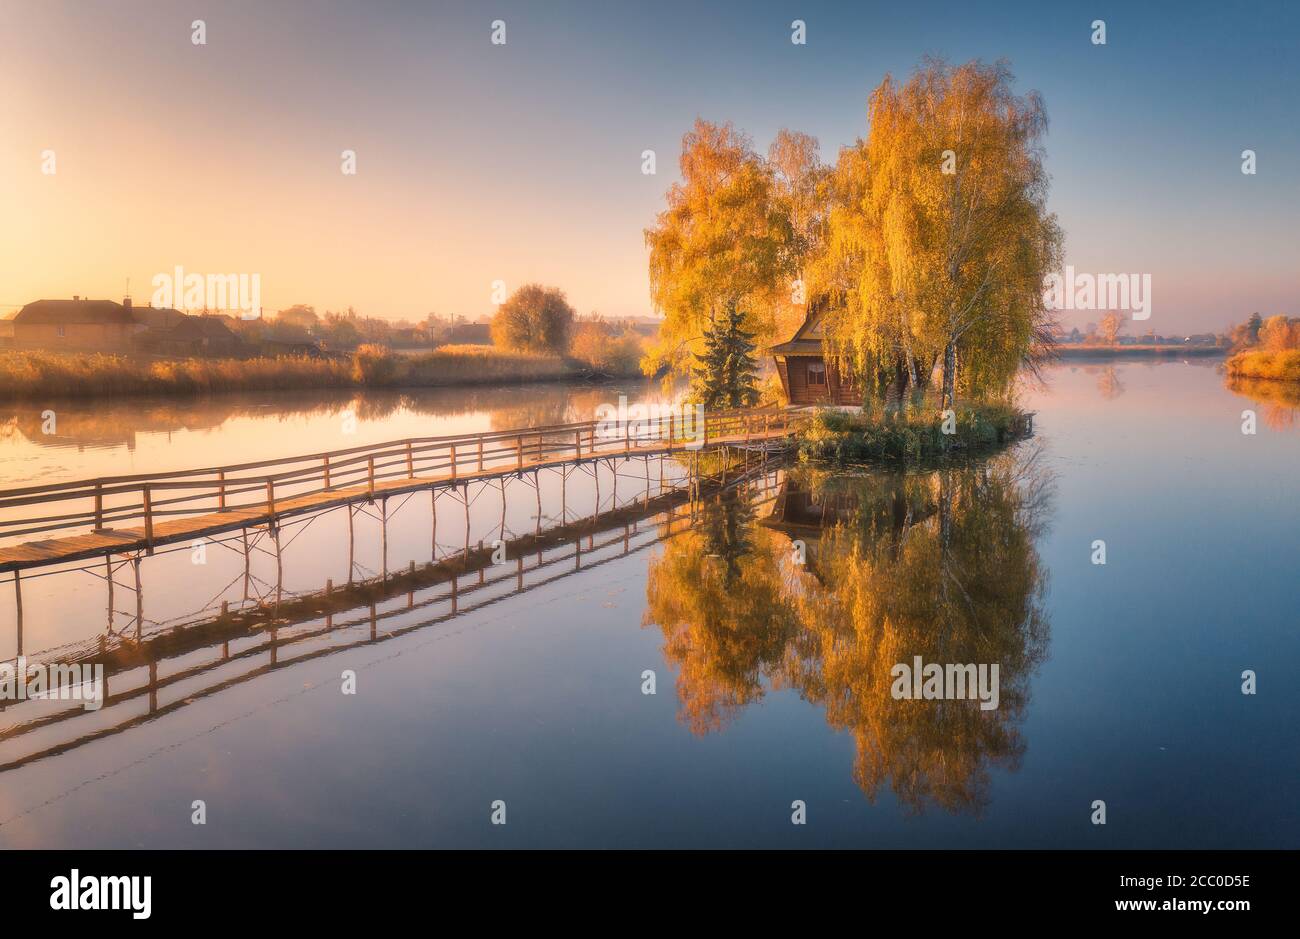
[0,361,1297,848]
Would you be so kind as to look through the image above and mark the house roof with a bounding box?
[769,338,824,355]
[769,299,830,355]
[162,315,239,340]
[14,299,138,325]
[132,305,188,329]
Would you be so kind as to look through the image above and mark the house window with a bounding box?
[56,325,66,338]
[806,361,827,385]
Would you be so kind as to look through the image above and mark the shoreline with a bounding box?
[1056,345,1225,359]
[0,347,646,402]
[1223,348,1300,384]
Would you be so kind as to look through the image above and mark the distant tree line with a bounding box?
[242,306,488,351]
[1230,312,1300,352]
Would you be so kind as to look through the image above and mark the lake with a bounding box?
[0,360,1297,848]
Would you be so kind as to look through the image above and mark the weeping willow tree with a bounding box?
[643,121,790,378]
[815,58,1063,409]
[644,122,828,380]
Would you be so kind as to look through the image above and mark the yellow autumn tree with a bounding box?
[818,58,1063,408]
[644,121,813,378]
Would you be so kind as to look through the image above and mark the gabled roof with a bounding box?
[769,298,830,355]
[14,299,137,325]
[132,305,188,329]
[162,315,239,340]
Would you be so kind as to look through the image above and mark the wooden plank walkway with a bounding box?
[0,409,799,573]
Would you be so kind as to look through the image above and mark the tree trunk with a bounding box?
[941,340,957,410]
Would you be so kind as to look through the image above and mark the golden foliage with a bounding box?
[644,120,815,378]
[814,58,1063,406]
[643,450,1054,814]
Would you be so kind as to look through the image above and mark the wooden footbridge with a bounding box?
[0,407,801,625]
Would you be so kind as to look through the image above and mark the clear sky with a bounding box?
[1,0,1296,333]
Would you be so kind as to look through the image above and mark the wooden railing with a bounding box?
[0,406,800,551]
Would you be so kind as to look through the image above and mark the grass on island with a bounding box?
[1224,348,1300,383]
[798,402,1029,465]
[0,343,641,399]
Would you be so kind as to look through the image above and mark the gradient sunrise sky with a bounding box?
[1,0,1296,333]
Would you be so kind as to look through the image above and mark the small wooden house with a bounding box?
[770,303,862,406]
[11,298,145,352]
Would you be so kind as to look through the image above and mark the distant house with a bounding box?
[770,301,863,407]
[10,297,146,351]
[132,305,189,331]
[258,338,326,358]
[443,323,492,345]
[145,315,244,357]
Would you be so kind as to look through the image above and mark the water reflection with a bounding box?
[1093,365,1125,400]
[0,449,740,774]
[645,447,1055,815]
[1225,376,1300,431]
[0,383,665,453]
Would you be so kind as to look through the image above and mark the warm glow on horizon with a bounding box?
[1,1,1295,331]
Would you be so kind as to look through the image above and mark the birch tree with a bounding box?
[821,59,1062,408]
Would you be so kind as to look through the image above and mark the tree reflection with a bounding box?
[643,448,1054,815]
[1226,377,1300,431]
[643,496,801,733]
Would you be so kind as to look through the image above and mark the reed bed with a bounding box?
[0,344,636,400]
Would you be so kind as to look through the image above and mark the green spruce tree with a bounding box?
[690,302,760,409]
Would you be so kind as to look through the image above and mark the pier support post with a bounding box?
[133,556,143,642]
[105,555,114,632]
[381,496,389,583]
[463,483,471,563]
[347,506,355,586]
[142,485,155,554]
[499,477,507,539]
[273,523,283,611]
[13,570,22,658]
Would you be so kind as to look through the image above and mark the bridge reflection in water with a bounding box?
[0,445,785,774]
[1,435,1056,820]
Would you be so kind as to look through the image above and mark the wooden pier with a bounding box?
[0,407,799,575]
